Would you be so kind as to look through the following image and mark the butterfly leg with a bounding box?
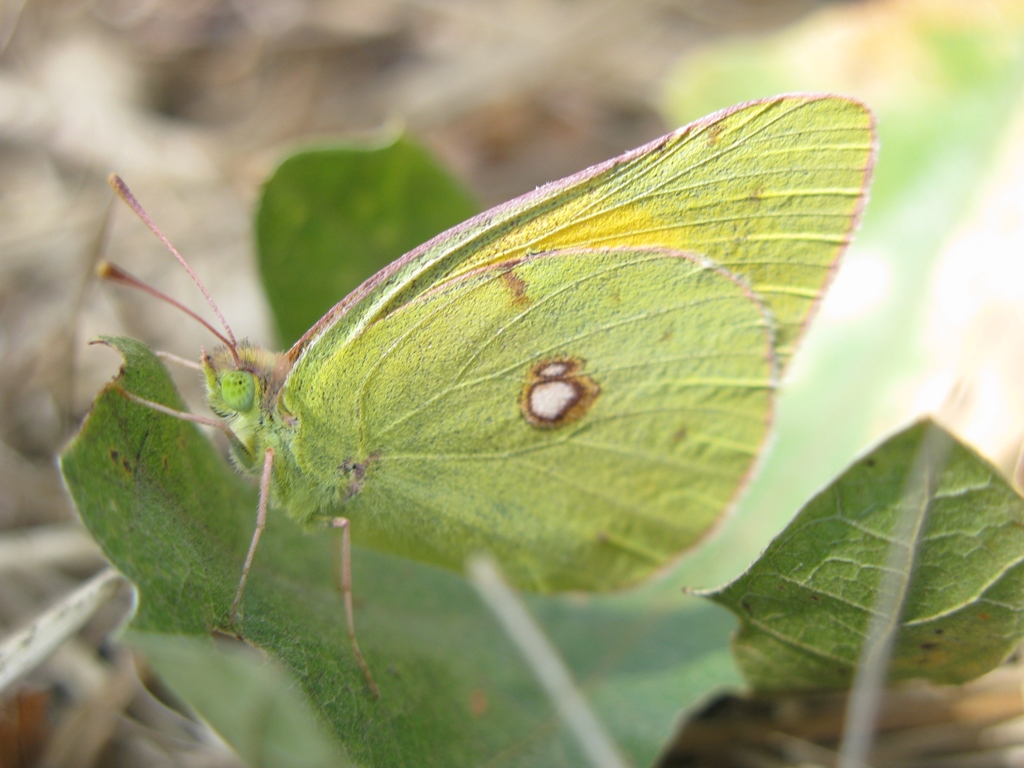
[331,516,379,698]
[230,447,274,625]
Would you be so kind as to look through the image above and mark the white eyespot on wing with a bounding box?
[529,379,581,421]
[537,361,572,378]
[520,356,600,429]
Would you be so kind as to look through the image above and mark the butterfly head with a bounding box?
[202,344,287,469]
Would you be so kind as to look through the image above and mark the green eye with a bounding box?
[221,371,255,412]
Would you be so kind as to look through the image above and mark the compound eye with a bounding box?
[221,371,255,412]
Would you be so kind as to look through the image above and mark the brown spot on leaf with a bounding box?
[671,427,688,445]
[110,448,133,475]
[520,357,599,429]
[469,689,489,717]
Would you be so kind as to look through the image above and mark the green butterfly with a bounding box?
[105,94,875,694]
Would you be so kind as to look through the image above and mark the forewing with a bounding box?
[293,95,875,369]
[289,249,773,591]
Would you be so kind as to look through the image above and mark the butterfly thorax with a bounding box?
[203,340,371,528]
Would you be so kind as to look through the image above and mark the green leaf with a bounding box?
[60,337,740,766]
[707,420,1024,692]
[256,137,478,346]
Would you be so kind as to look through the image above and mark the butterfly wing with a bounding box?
[280,94,876,591]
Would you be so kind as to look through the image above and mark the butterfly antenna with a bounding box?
[98,261,237,353]
[107,174,240,362]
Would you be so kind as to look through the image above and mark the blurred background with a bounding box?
[5,0,1024,765]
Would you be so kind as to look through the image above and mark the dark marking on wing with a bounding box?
[499,268,531,308]
[520,357,600,429]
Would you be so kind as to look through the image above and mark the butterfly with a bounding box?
[82,94,876,697]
